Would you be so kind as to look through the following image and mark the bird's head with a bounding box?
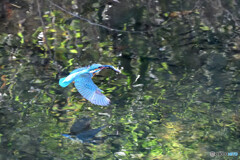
[88,64,121,74]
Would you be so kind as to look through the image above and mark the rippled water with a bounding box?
[0,0,240,159]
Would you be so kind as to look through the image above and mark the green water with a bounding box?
[0,0,240,159]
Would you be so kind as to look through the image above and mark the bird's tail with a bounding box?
[59,71,83,87]
[62,134,75,140]
[59,77,72,87]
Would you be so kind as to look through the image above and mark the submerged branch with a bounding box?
[46,0,164,34]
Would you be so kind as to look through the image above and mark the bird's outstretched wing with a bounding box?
[74,74,110,106]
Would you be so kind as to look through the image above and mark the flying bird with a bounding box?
[59,64,120,106]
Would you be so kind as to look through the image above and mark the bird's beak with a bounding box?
[111,67,121,73]
[114,68,121,73]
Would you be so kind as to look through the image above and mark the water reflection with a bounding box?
[62,117,118,145]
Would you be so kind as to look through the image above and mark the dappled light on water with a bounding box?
[0,0,240,159]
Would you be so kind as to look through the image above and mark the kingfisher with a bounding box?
[59,64,121,106]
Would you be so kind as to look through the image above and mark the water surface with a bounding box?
[0,0,240,159]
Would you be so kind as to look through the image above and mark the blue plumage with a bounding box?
[59,64,120,106]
